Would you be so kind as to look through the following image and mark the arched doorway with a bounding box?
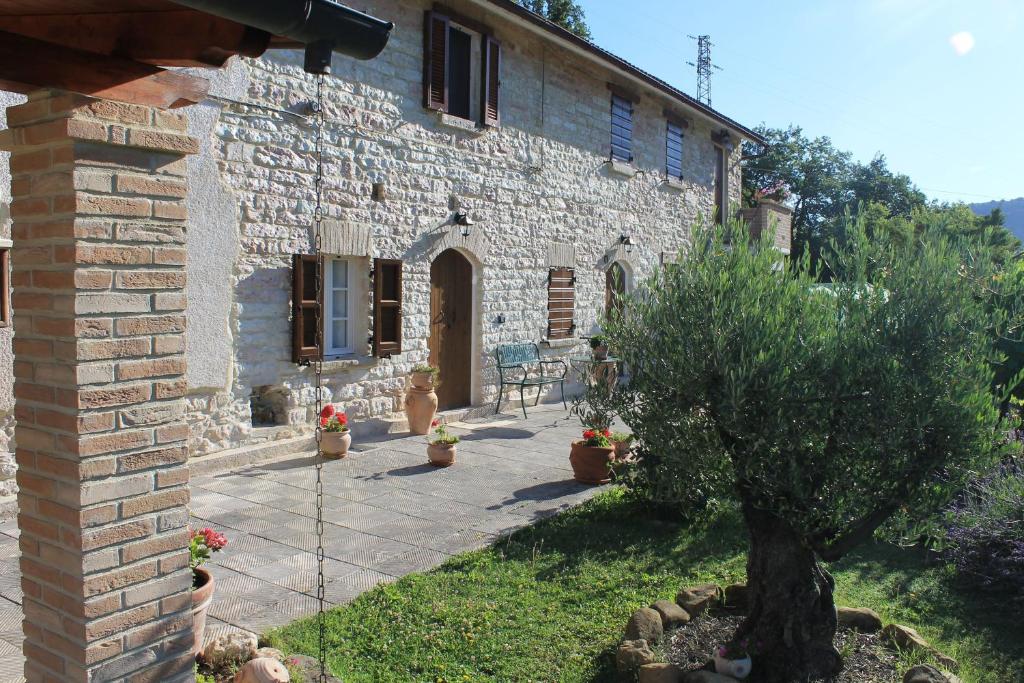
[605,261,627,318]
[429,249,473,410]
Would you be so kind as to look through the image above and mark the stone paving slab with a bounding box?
[0,404,598,682]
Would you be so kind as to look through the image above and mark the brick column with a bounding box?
[2,91,197,683]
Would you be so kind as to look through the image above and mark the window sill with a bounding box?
[320,355,377,373]
[607,159,637,178]
[664,178,686,192]
[541,337,581,349]
[437,111,484,133]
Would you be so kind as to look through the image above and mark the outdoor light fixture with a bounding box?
[619,234,634,254]
[454,211,474,237]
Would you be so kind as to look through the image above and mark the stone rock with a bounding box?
[881,624,930,653]
[285,654,343,683]
[625,607,664,644]
[837,606,883,632]
[651,599,691,628]
[903,664,956,683]
[676,584,721,617]
[202,631,258,669]
[638,662,684,683]
[253,647,285,662]
[234,657,290,683]
[723,583,748,610]
[934,653,960,673]
[616,639,657,672]
[681,671,739,683]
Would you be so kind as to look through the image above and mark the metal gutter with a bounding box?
[476,0,766,145]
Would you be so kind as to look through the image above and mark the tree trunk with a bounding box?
[737,502,841,682]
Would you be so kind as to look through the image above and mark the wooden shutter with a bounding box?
[292,254,322,363]
[423,11,449,112]
[481,35,501,127]
[547,268,575,339]
[373,258,403,357]
[666,122,684,179]
[0,248,9,327]
[610,94,633,162]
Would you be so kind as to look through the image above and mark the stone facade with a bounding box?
[740,200,793,254]
[0,0,753,474]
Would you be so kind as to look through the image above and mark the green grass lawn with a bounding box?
[266,490,1023,682]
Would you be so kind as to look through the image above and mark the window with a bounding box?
[666,122,684,180]
[0,245,9,327]
[714,144,728,225]
[547,268,575,339]
[325,258,354,355]
[610,94,633,163]
[423,11,501,126]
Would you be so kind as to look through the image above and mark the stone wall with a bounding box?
[181,0,746,456]
[740,200,793,254]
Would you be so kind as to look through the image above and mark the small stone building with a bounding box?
[0,0,779,492]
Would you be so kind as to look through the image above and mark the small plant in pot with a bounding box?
[589,335,609,360]
[190,526,227,655]
[319,404,351,459]
[410,363,440,389]
[610,431,634,460]
[714,638,753,679]
[569,358,619,484]
[426,418,459,467]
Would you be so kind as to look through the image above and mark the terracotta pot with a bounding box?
[410,371,436,390]
[569,440,615,485]
[592,345,609,360]
[191,567,215,656]
[405,386,438,435]
[321,431,351,459]
[714,654,752,679]
[427,442,456,467]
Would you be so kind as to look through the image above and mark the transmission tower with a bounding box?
[687,35,722,106]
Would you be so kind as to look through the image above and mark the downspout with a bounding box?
[168,0,394,73]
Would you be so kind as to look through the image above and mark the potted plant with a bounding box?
[569,427,615,484]
[714,639,753,679]
[406,364,440,435]
[610,431,634,460]
[426,418,459,467]
[589,335,609,360]
[191,526,227,655]
[319,404,351,459]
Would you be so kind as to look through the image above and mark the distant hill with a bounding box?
[970,197,1024,241]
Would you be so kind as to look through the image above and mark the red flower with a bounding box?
[583,429,596,439]
[602,429,611,437]
[320,416,330,427]
[320,404,336,419]
[200,528,227,550]
[337,413,348,424]
[431,419,440,427]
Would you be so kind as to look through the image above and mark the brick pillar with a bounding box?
[2,91,197,683]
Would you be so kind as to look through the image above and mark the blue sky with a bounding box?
[582,0,1022,204]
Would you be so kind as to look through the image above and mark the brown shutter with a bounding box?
[373,258,403,358]
[292,254,322,363]
[423,11,449,112]
[481,35,501,127]
[0,248,10,327]
[547,267,575,339]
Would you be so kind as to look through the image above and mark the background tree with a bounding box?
[607,218,1007,681]
[516,0,591,39]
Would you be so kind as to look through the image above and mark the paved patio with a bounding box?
[0,404,597,682]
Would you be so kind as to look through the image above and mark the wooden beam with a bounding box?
[0,29,209,108]
[0,10,269,67]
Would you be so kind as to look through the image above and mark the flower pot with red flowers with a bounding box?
[190,526,227,656]
[405,364,439,435]
[426,419,459,467]
[319,404,351,459]
[569,428,615,484]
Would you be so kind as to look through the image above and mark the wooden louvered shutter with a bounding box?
[610,94,633,162]
[423,11,449,112]
[373,258,403,358]
[292,254,322,363]
[547,268,575,339]
[481,35,501,127]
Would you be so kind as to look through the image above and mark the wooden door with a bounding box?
[605,261,626,318]
[429,249,473,410]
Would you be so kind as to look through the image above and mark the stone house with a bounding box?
[0,0,776,500]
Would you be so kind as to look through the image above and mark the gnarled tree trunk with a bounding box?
[737,502,841,682]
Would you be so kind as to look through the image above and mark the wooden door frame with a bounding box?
[428,247,482,409]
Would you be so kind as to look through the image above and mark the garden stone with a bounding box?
[903,664,956,683]
[837,606,883,632]
[723,583,748,609]
[286,654,343,683]
[625,607,664,644]
[676,584,721,617]
[234,657,290,683]
[203,631,258,669]
[254,647,285,661]
[681,671,738,683]
[616,639,657,672]
[639,662,684,683]
[881,624,930,653]
[651,599,691,628]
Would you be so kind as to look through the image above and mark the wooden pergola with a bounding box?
[0,2,390,681]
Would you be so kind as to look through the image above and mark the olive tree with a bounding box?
[607,218,1006,681]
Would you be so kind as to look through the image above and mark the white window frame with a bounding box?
[324,257,355,356]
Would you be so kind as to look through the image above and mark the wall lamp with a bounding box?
[619,234,634,254]
[453,211,474,237]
